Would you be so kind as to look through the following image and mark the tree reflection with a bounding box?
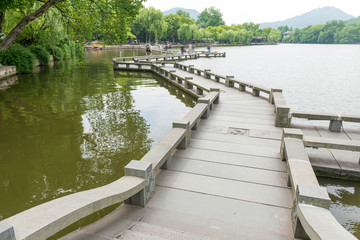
[0,52,153,220]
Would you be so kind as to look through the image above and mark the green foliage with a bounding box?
[132,7,167,43]
[74,43,86,62]
[164,14,195,42]
[28,45,50,65]
[176,10,190,18]
[46,46,63,61]
[196,7,225,28]
[0,44,35,73]
[283,20,360,44]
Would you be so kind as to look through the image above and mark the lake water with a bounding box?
[187,44,360,237]
[0,49,194,220]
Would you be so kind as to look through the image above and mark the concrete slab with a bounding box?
[209,115,275,126]
[199,119,282,133]
[173,148,286,172]
[156,171,293,208]
[212,106,275,116]
[210,110,275,121]
[249,129,282,140]
[142,186,294,240]
[330,149,360,178]
[191,131,281,148]
[60,204,144,240]
[307,148,341,176]
[188,138,280,158]
[169,157,289,188]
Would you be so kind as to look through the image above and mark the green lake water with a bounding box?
[0,49,194,220]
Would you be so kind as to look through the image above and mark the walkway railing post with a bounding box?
[124,161,155,207]
[173,120,190,149]
[292,185,331,239]
[275,105,291,128]
[280,128,303,160]
[225,76,234,87]
[0,223,15,240]
[204,69,211,79]
[269,88,283,104]
[198,98,210,119]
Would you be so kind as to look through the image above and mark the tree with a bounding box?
[164,14,194,42]
[335,25,360,43]
[176,10,190,18]
[268,29,281,42]
[0,0,144,49]
[132,7,167,43]
[196,6,225,28]
[178,24,199,42]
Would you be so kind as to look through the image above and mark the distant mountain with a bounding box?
[163,7,200,20]
[260,6,354,29]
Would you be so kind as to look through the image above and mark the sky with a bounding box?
[143,0,360,25]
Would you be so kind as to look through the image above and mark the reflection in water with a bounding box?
[319,177,360,238]
[0,50,193,220]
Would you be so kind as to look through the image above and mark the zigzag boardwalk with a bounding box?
[61,65,295,240]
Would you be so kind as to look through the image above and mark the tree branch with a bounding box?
[0,0,65,49]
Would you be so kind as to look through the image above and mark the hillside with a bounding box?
[260,6,354,29]
[163,7,200,20]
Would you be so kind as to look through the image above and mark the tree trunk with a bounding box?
[0,12,4,35]
[0,0,64,50]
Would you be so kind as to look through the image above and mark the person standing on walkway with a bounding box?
[180,45,185,55]
[207,44,211,54]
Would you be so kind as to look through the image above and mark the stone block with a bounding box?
[225,76,234,87]
[329,120,342,132]
[280,128,303,158]
[173,120,190,149]
[291,185,331,238]
[0,223,15,240]
[197,98,210,119]
[239,84,246,92]
[252,89,260,97]
[124,161,154,207]
[269,88,282,104]
[185,82,193,89]
[196,88,204,95]
[275,105,291,128]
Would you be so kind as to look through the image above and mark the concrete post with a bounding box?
[0,223,16,240]
[280,128,303,160]
[210,88,220,104]
[225,76,234,87]
[186,82,193,89]
[189,65,194,73]
[329,118,342,132]
[239,84,246,92]
[269,88,282,104]
[177,78,183,84]
[124,160,154,207]
[204,69,211,79]
[215,76,220,82]
[196,88,204,95]
[292,185,331,239]
[275,105,291,128]
[126,63,130,69]
[197,70,202,76]
[113,61,118,69]
[173,120,190,149]
[198,98,210,119]
[170,74,176,80]
[165,71,169,77]
[252,88,260,97]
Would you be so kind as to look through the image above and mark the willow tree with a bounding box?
[132,7,167,43]
[0,0,144,49]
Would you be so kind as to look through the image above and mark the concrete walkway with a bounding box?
[61,66,296,240]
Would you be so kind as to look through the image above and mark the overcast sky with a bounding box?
[143,0,360,25]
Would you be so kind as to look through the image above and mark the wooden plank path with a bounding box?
[61,66,296,240]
